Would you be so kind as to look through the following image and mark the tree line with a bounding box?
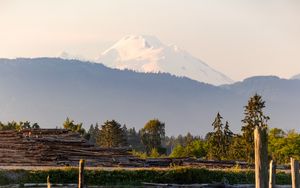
[62,93,300,163]
[0,94,299,163]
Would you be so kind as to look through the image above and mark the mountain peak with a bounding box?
[98,35,233,85]
[291,74,300,80]
[122,35,163,48]
[103,35,163,54]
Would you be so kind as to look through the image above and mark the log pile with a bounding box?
[0,129,143,167]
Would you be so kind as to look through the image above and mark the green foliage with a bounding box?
[223,121,233,157]
[131,150,148,159]
[208,113,225,160]
[126,127,145,151]
[149,148,160,158]
[207,113,233,160]
[0,168,291,185]
[164,133,196,155]
[63,117,85,135]
[227,135,247,161]
[97,120,127,147]
[241,94,269,162]
[140,119,166,153]
[170,140,206,158]
[0,121,40,131]
[87,123,100,144]
[269,128,300,163]
[170,144,186,158]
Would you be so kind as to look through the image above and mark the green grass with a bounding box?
[0,167,292,186]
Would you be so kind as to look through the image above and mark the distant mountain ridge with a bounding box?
[291,74,300,80]
[97,35,233,86]
[0,58,299,135]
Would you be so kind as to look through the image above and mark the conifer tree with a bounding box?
[87,124,95,143]
[89,123,100,144]
[223,121,234,159]
[97,120,127,148]
[126,127,144,151]
[185,132,194,146]
[227,134,247,160]
[208,112,225,160]
[241,94,269,162]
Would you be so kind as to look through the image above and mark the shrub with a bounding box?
[0,168,291,186]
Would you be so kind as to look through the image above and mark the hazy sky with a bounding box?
[1,0,299,81]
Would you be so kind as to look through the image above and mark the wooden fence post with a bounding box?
[254,126,268,188]
[47,175,51,188]
[291,158,300,188]
[79,159,85,188]
[269,160,276,188]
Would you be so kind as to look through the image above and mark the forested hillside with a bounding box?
[0,58,299,135]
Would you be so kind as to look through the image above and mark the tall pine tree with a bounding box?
[241,94,269,162]
[208,112,225,160]
[223,121,233,159]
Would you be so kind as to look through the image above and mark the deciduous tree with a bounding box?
[140,119,165,154]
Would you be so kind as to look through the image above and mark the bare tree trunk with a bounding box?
[291,158,300,188]
[254,126,268,188]
[269,160,276,188]
[78,159,85,188]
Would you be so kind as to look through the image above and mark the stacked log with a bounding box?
[0,129,143,167]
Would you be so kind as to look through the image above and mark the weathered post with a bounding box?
[291,158,300,188]
[47,175,51,188]
[254,126,268,188]
[79,159,85,188]
[269,160,276,188]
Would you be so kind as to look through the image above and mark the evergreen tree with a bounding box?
[126,127,144,151]
[241,94,269,162]
[176,134,185,146]
[97,120,127,148]
[223,121,233,158]
[185,132,194,146]
[87,124,95,143]
[164,136,177,155]
[88,123,101,144]
[208,112,225,160]
[227,134,247,160]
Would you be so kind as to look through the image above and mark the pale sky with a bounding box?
[0,0,299,81]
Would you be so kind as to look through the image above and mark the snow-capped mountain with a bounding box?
[291,74,300,80]
[97,35,233,85]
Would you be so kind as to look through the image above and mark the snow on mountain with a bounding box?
[291,74,300,80]
[97,35,234,85]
